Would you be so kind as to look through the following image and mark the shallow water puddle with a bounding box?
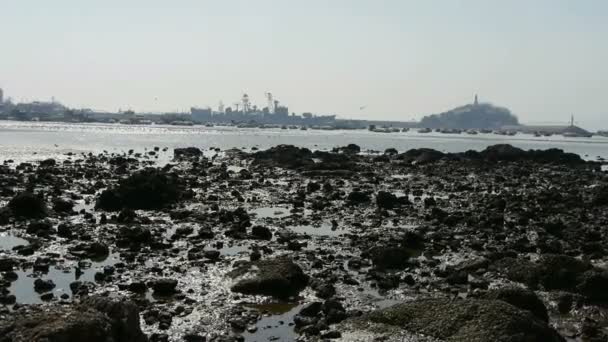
[8,252,120,304]
[242,303,303,342]
[0,232,29,250]
[251,206,291,219]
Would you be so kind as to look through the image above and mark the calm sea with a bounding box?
[0,121,607,163]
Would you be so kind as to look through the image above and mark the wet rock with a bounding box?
[347,191,371,205]
[26,220,54,237]
[230,257,308,298]
[96,168,182,211]
[484,287,549,322]
[53,198,75,213]
[152,278,178,296]
[128,281,148,294]
[398,148,444,164]
[252,145,314,169]
[174,147,203,159]
[361,298,565,342]
[299,302,323,317]
[367,245,412,270]
[376,191,408,209]
[34,278,56,293]
[495,254,592,291]
[7,192,47,218]
[69,242,110,260]
[0,258,17,272]
[251,225,272,240]
[334,144,361,154]
[575,270,608,301]
[591,184,608,206]
[0,300,146,342]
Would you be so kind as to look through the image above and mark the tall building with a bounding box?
[0,88,4,103]
[474,94,478,106]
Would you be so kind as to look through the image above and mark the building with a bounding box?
[191,107,212,123]
[0,88,4,103]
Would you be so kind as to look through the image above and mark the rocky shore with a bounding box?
[0,143,607,341]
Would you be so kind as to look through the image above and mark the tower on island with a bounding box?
[474,94,479,106]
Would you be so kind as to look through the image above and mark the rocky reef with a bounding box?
[0,143,606,341]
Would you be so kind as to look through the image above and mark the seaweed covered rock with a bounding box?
[494,254,592,291]
[0,296,147,342]
[252,145,314,169]
[361,298,564,342]
[230,257,308,298]
[484,287,548,322]
[478,145,583,164]
[6,192,47,219]
[96,168,182,211]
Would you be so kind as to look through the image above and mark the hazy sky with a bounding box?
[1,0,607,128]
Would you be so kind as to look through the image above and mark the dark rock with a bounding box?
[152,279,178,296]
[367,246,411,270]
[251,225,272,240]
[363,298,564,342]
[34,278,56,293]
[26,220,54,237]
[53,198,75,213]
[174,147,203,159]
[96,168,182,211]
[299,302,323,317]
[485,287,549,322]
[230,257,308,298]
[575,270,608,301]
[7,192,47,218]
[376,191,408,209]
[347,191,371,205]
[252,145,314,169]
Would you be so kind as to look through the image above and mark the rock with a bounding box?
[0,258,17,272]
[152,279,178,296]
[251,225,272,240]
[128,281,147,294]
[299,302,323,317]
[367,246,411,270]
[398,148,444,164]
[485,287,549,322]
[384,148,398,155]
[479,144,526,161]
[26,220,54,236]
[53,198,75,213]
[361,298,564,342]
[174,147,202,159]
[495,254,591,291]
[347,191,371,205]
[96,168,182,211]
[252,145,314,169]
[376,191,408,209]
[334,144,361,154]
[7,192,47,218]
[591,185,608,206]
[230,257,309,298]
[34,278,56,293]
[575,270,608,301]
[40,158,56,167]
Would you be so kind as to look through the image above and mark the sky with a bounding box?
[1,0,607,128]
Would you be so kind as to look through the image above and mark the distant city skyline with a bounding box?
[1,0,607,129]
